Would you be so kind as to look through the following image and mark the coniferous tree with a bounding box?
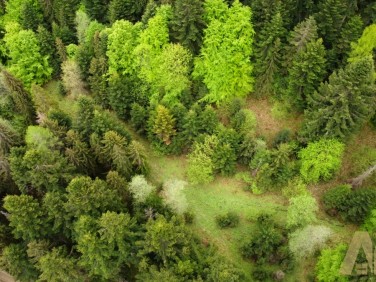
[253,9,286,96]
[36,25,60,77]
[152,105,176,145]
[108,0,148,24]
[302,56,376,140]
[286,38,327,110]
[1,70,37,125]
[315,0,347,49]
[170,0,206,54]
[19,1,44,31]
[52,0,81,44]
[82,0,110,23]
[334,15,364,65]
[284,16,318,69]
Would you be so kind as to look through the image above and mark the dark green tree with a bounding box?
[286,38,327,110]
[82,0,110,23]
[254,9,286,96]
[36,25,60,77]
[170,0,206,54]
[1,70,37,124]
[19,1,44,31]
[302,56,376,140]
[284,16,318,69]
[108,0,148,23]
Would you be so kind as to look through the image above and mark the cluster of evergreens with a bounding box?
[0,0,375,281]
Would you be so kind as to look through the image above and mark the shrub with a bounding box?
[215,212,240,228]
[282,177,308,199]
[287,194,318,228]
[272,129,292,148]
[212,143,237,176]
[288,225,333,259]
[47,109,72,128]
[323,186,376,223]
[162,179,188,215]
[322,185,352,216]
[241,215,284,263]
[130,103,148,134]
[231,109,257,135]
[238,135,266,165]
[341,188,376,223]
[129,175,155,203]
[299,139,345,183]
[252,267,272,281]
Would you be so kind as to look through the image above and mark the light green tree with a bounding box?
[299,139,345,184]
[152,105,176,145]
[3,23,52,87]
[287,194,318,228]
[107,20,142,75]
[3,195,48,241]
[193,0,254,104]
[316,244,349,282]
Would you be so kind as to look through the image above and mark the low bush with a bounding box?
[215,212,240,228]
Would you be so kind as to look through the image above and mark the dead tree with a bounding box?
[348,163,376,189]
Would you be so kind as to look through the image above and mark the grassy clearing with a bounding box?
[246,97,302,145]
[40,82,370,280]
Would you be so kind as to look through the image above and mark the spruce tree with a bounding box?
[253,9,286,96]
[152,105,176,145]
[170,0,206,54]
[302,56,376,140]
[82,0,110,23]
[334,15,363,65]
[108,0,148,24]
[1,70,37,125]
[286,38,327,110]
[315,0,347,49]
[284,16,318,69]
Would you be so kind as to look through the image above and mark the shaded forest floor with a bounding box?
[41,81,375,281]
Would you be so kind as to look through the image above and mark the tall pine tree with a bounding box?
[253,7,286,96]
[170,0,206,55]
[302,56,376,140]
[286,38,327,110]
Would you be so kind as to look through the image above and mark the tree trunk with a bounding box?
[349,163,376,189]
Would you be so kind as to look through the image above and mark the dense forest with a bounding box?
[0,0,375,281]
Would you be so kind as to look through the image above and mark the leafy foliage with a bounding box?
[299,139,344,183]
[286,194,318,228]
[193,0,254,104]
[215,212,240,228]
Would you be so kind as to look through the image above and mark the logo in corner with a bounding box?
[340,231,375,276]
